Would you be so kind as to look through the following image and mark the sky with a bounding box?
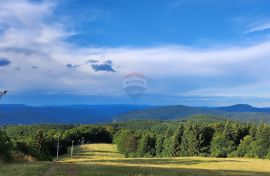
[1,0,270,106]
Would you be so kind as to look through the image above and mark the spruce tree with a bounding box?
[155,135,165,157]
[171,125,184,157]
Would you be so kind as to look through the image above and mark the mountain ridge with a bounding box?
[1,104,270,124]
[114,104,270,123]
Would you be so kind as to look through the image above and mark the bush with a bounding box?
[265,152,270,160]
[14,141,52,161]
[227,151,238,158]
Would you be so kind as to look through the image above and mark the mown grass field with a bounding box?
[1,144,270,176]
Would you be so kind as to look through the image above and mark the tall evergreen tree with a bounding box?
[171,125,184,156]
[162,128,175,157]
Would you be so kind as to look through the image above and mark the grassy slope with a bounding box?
[1,144,270,176]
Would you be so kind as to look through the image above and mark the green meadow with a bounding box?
[1,144,270,176]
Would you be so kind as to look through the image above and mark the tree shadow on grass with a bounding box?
[82,158,245,165]
[88,150,120,154]
[71,152,117,159]
[68,163,270,176]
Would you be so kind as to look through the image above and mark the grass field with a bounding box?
[1,144,270,176]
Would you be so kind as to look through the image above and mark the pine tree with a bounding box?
[171,125,184,157]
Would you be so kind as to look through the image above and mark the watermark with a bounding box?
[123,73,147,102]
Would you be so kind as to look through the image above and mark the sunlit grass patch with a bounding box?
[56,144,270,176]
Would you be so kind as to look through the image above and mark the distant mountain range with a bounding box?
[115,104,270,123]
[0,104,149,124]
[1,104,270,124]
[216,104,270,112]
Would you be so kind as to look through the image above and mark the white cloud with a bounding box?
[1,0,270,101]
[0,0,53,27]
[245,21,270,33]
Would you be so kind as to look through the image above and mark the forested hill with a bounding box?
[0,104,149,124]
[1,104,270,124]
[114,104,270,123]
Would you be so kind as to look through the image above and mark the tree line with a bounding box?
[1,117,270,162]
[114,119,270,159]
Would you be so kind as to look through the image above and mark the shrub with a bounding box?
[265,152,270,160]
[14,141,52,161]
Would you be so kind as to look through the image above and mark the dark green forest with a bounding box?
[1,115,270,162]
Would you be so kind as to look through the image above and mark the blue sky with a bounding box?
[1,0,270,106]
[61,0,270,46]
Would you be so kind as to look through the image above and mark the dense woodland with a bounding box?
[1,115,270,162]
[0,124,112,162]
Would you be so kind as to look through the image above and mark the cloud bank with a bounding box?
[1,0,270,105]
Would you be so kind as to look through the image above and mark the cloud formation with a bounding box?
[245,19,270,33]
[86,59,99,64]
[90,60,115,72]
[1,0,270,106]
[0,58,11,67]
[66,64,80,69]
